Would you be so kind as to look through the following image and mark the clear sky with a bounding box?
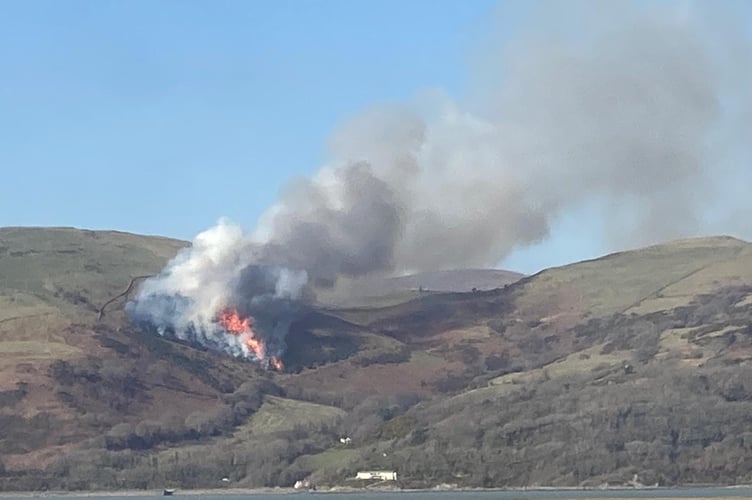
[4,0,738,275]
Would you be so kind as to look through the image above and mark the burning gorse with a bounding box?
[126,222,306,369]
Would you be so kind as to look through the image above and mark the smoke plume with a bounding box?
[127,0,752,363]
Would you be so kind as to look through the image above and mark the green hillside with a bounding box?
[0,227,185,316]
[512,236,752,320]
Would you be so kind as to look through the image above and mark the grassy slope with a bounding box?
[0,227,186,378]
[513,236,752,320]
[240,396,346,435]
[0,226,185,316]
[0,228,185,382]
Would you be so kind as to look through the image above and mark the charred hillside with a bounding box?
[1,228,752,489]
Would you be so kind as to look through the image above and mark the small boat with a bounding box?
[163,489,176,496]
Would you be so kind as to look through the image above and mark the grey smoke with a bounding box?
[257,162,403,287]
[253,0,751,273]
[128,0,752,362]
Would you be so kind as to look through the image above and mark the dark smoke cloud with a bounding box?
[257,162,403,287]
[128,0,752,362]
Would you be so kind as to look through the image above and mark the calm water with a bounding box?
[4,488,752,500]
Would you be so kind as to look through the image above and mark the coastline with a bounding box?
[2,484,752,498]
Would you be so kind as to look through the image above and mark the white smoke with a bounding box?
[126,219,307,361]
[136,220,247,326]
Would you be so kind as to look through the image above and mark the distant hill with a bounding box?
[315,269,524,307]
[2,227,752,490]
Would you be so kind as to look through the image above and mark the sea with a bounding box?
[3,487,752,500]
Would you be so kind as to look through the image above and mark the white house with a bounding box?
[355,471,398,481]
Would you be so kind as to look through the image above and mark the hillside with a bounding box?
[1,228,752,490]
[0,227,276,487]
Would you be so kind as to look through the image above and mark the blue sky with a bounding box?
[0,0,647,274]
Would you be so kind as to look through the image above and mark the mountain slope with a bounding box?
[306,237,752,487]
[1,227,752,490]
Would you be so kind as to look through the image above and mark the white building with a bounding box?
[355,471,398,481]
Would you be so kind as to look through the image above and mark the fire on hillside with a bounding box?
[125,258,305,371]
[217,307,283,371]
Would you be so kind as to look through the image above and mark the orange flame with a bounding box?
[217,307,266,360]
[270,357,284,371]
[217,308,251,333]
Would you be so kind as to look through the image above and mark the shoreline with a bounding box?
[2,484,752,497]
